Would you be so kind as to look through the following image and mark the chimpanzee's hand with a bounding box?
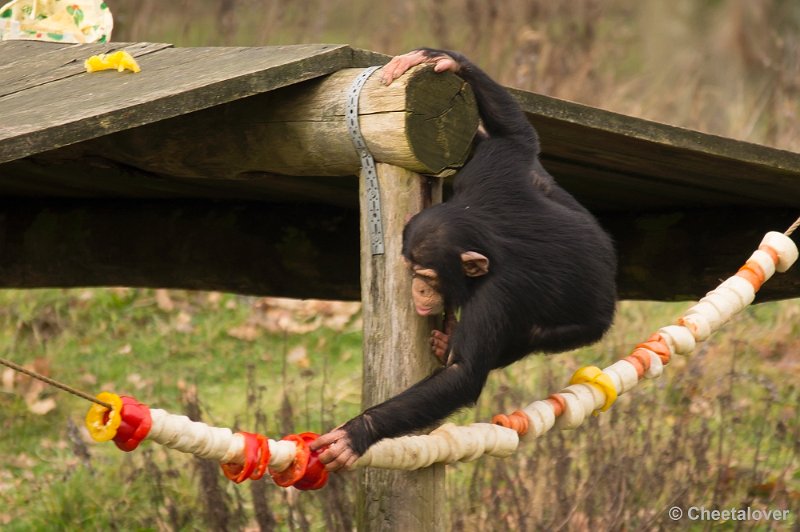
[309,428,360,472]
[380,49,459,86]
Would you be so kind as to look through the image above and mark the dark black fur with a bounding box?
[342,49,617,455]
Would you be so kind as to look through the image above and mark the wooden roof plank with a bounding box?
[518,91,800,207]
[516,89,800,174]
[0,40,72,67]
[0,156,358,206]
[0,43,383,163]
[540,136,798,208]
[0,41,172,98]
[542,157,754,210]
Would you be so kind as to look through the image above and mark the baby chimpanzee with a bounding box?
[312,49,617,471]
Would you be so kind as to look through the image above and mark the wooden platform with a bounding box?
[0,41,798,300]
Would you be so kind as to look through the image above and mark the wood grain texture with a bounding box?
[47,63,478,179]
[358,163,445,531]
[513,89,800,209]
[0,199,361,299]
[0,198,793,301]
[0,42,382,163]
[0,41,172,98]
[0,41,798,300]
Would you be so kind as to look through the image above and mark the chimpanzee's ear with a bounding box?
[460,251,489,277]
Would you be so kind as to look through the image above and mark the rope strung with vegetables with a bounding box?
[84,395,330,490]
[492,229,798,438]
[2,226,797,489]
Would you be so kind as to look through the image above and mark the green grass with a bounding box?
[0,289,365,530]
[1,288,797,529]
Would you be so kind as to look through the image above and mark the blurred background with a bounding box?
[110,0,800,152]
[1,1,798,530]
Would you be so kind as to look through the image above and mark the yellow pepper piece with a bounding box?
[84,51,141,73]
[85,392,123,442]
[570,366,618,415]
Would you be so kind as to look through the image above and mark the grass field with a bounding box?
[1,288,797,530]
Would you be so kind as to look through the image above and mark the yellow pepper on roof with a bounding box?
[84,50,140,73]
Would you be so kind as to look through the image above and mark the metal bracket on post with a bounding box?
[346,65,385,256]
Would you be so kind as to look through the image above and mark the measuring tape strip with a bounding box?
[346,65,385,256]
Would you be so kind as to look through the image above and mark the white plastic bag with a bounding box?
[0,0,113,43]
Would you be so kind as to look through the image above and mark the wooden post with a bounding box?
[358,163,445,531]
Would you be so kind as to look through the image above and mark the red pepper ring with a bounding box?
[238,432,261,482]
[249,434,271,481]
[131,414,152,444]
[270,434,310,487]
[221,432,261,484]
[220,462,245,483]
[293,432,329,491]
[113,396,152,452]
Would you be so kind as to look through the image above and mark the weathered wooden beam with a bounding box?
[514,89,800,208]
[0,200,796,302]
[73,64,479,180]
[358,163,445,531]
[0,155,360,207]
[0,199,361,299]
[599,207,800,302]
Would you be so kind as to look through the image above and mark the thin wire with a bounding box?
[784,215,800,237]
[0,356,112,409]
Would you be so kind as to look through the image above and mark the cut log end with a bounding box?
[403,66,479,174]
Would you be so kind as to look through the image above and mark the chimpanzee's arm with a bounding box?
[382,49,537,145]
[430,49,536,144]
[313,357,490,470]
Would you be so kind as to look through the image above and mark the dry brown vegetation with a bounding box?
[111,0,800,152]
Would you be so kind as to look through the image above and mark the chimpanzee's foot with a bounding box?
[430,329,450,365]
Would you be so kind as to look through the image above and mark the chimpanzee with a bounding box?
[311,49,617,471]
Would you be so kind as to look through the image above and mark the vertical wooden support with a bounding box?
[357,163,445,531]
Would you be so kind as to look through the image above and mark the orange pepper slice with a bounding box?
[547,394,566,417]
[629,349,653,373]
[491,411,529,435]
[640,334,672,364]
[758,245,779,266]
[737,261,765,291]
